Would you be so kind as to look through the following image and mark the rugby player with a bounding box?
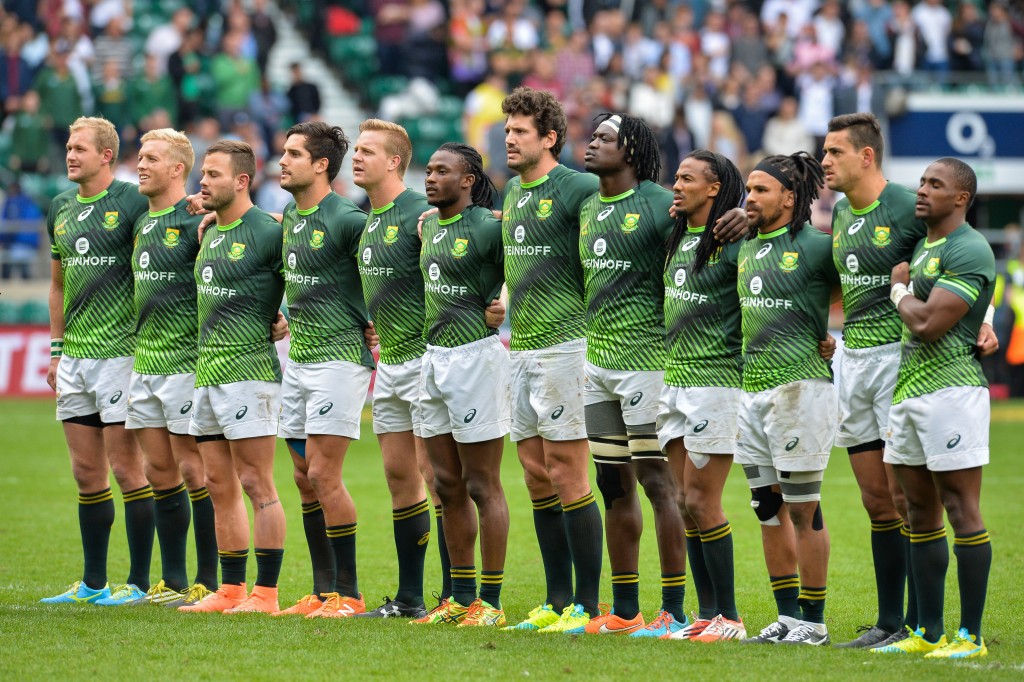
[872,158,994,660]
[736,153,839,646]
[42,117,155,606]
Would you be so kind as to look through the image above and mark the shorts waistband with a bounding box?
[510,337,585,356]
[842,342,900,362]
[426,335,503,359]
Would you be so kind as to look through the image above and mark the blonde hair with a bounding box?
[69,116,119,166]
[359,119,413,178]
[140,128,196,179]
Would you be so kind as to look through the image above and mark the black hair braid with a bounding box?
[691,151,744,276]
[437,142,499,208]
[594,113,661,183]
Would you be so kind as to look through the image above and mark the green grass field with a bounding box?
[1,399,1022,680]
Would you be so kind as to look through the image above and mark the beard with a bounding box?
[748,204,785,232]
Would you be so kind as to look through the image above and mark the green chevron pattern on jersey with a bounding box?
[833,182,926,349]
[419,204,504,348]
[131,200,202,375]
[894,224,995,404]
[358,189,429,364]
[502,165,597,350]
[579,180,673,371]
[47,179,149,359]
[664,227,743,388]
[194,206,285,387]
[282,192,373,368]
[737,225,839,392]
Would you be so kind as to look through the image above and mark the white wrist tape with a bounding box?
[890,282,912,309]
[983,304,995,327]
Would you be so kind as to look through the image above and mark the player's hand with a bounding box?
[47,357,59,392]
[363,322,379,350]
[197,212,216,241]
[977,323,999,357]
[713,207,747,243]
[270,311,289,342]
[185,193,208,216]
[484,297,506,329]
[668,203,679,220]
[818,333,837,361]
[890,262,910,287]
[417,207,439,239]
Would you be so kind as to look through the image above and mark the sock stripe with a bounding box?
[561,491,595,512]
[188,487,210,502]
[611,572,640,585]
[450,567,477,578]
[254,548,284,557]
[684,527,701,539]
[871,518,905,533]
[434,505,443,518]
[479,571,504,585]
[301,501,323,515]
[771,575,800,591]
[393,499,430,520]
[954,530,990,547]
[799,588,827,600]
[326,524,356,539]
[900,524,912,537]
[700,522,732,543]
[122,485,155,502]
[661,573,686,587]
[79,488,114,504]
[218,549,248,558]
[153,482,188,500]
[531,494,561,511]
[909,527,948,544]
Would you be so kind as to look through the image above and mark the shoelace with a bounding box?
[785,624,816,642]
[761,621,786,637]
[647,612,674,630]
[702,616,727,636]
[185,584,212,602]
[108,584,131,598]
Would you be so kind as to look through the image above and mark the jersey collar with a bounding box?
[217,218,243,231]
[520,174,550,189]
[757,225,789,240]
[148,205,175,218]
[76,189,109,204]
[371,201,395,215]
[599,188,636,203]
[687,225,706,233]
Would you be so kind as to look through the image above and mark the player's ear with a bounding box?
[708,180,721,198]
[783,189,795,208]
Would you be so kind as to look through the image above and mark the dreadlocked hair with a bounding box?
[750,151,825,238]
[593,113,661,183]
[665,150,745,276]
[436,142,499,209]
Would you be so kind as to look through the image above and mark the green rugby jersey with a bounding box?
[738,225,839,392]
[194,206,285,387]
[502,165,598,350]
[358,189,429,364]
[282,192,373,368]
[664,227,743,388]
[833,182,926,349]
[893,224,995,404]
[419,204,504,348]
[579,181,673,371]
[47,179,149,358]
[132,200,202,375]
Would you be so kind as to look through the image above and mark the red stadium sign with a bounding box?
[0,325,52,396]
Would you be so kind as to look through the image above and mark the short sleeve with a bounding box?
[935,236,995,306]
[46,199,61,260]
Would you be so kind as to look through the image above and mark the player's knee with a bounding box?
[595,462,627,510]
[937,489,978,532]
[750,486,784,526]
[237,469,272,500]
[431,467,463,504]
[306,464,339,495]
[861,485,898,519]
[634,460,676,507]
[179,460,205,491]
[463,473,499,506]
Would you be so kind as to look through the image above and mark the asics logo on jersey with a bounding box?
[433,229,448,243]
[694,420,708,433]
[914,250,929,267]
[141,219,158,234]
[77,206,95,221]
[236,406,248,419]
[593,238,607,256]
[210,235,225,249]
[597,206,615,221]
[464,409,477,423]
[848,217,866,235]
[756,244,773,259]
[750,276,763,295]
[629,392,643,406]
[292,219,307,233]
[110,391,123,404]
[947,434,962,449]
[517,191,532,208]
[75,237,90,255]
[180,401,193,414]
[139,252,150,269]
[682,236,700,251]
[368,217,380,232]
[785,437,800,451]
[362,247,372,264]
[846,254,859,273]
[319,403,334,416]
[551,405,564,420]
[514,225,525,243]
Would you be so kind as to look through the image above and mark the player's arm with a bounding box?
[711,207,747,243]
[890,262,970,342]
[270,311,289,342]
[47,260,65,391]
[484,285,507,329]
[977,296,998,357]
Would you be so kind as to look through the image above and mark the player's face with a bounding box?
[505,113,551,175]
[915,162,966,223]
[200,152,242,211]
[583,123,627,177]
[424,150,470,209]
[351,130,392,190]
[672,157,718,218]
[65,130,110,185]
[137,139,179,198]
[821,130,864,193]
[745,170,792,233]
[279,134,319,193]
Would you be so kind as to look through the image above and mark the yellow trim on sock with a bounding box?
[871,518,905,533]
[326,525,357,538]
[393,499,431,520]
[700,523,732,542]
[909,528,948,544]
[189,487,210,502]
[562,492,595,512]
